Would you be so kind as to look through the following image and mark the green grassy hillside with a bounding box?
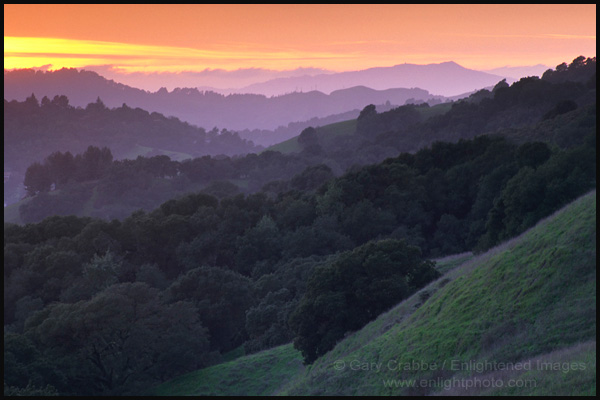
[119,144,194,161]
[282,190,596,395]
[265,102,452,155]
[266,119,357,154]
[3,200,26,225]
[151,190,596,396]
[3,190,65,225]
[150,344,303,396]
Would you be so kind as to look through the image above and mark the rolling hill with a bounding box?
[151,190,596,396]
[4,68,452,131]
[265,102,453,154]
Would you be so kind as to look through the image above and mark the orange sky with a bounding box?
[4,4,596,73]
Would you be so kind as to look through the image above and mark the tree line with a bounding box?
[4,94,261,207]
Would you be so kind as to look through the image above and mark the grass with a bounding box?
[281,190,596,395]
[3,199,26,225]
[119,144,193,161]
[488,340,596,396]
[433,252,474,275]
[150,344,303,396]
[266,103,452,155]
[118,144,155,160]
[4,189,67,225]
[265,119,357,154]
[221,346,245,363]
[79,185,99,215]
[438,341,596,396]
[228,178,249,190]
[4,182,100,225]
[415,102,452,120]
[150,190,596,396]
[265,137,301,154]
[317,119,358,139]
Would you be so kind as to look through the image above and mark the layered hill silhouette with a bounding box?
[235,61,511,97]
[3,55,595,397]
[4,62,505,131]
[5,56,595,219]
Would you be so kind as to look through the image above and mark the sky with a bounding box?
[4,4,596,90]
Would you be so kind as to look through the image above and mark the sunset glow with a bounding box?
[4,4,597,79]
[4,36,358,72]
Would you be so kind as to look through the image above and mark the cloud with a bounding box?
[4,36,360,72]
[541,34,596,40]
[452,33,596,40]
[73,64,333,92]
[326,39,404,46]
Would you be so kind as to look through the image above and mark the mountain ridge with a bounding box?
[232,61,511,97]
[4,61,506,131]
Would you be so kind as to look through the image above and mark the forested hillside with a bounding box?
[3,97,259,205]
[4,131,595,394]
[7,57,596,224]
[3,56,596,396]
[282,190,597,396]
[151,191,596,396]
[4,68,446,131]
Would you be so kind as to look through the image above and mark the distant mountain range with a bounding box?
[223,62,511,97]
[86,65,334,93]
[4,62,510,131]
[482,64,550,79]
[1,69,440,131]
[80,63,513,96]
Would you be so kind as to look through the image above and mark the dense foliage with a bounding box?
[3,57,597,394]
[5,130,596,392]
[17,147,325,223]
[4,96,259,205]
[289,239,439,363]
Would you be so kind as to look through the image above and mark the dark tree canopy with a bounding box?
[289,239,440,363]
